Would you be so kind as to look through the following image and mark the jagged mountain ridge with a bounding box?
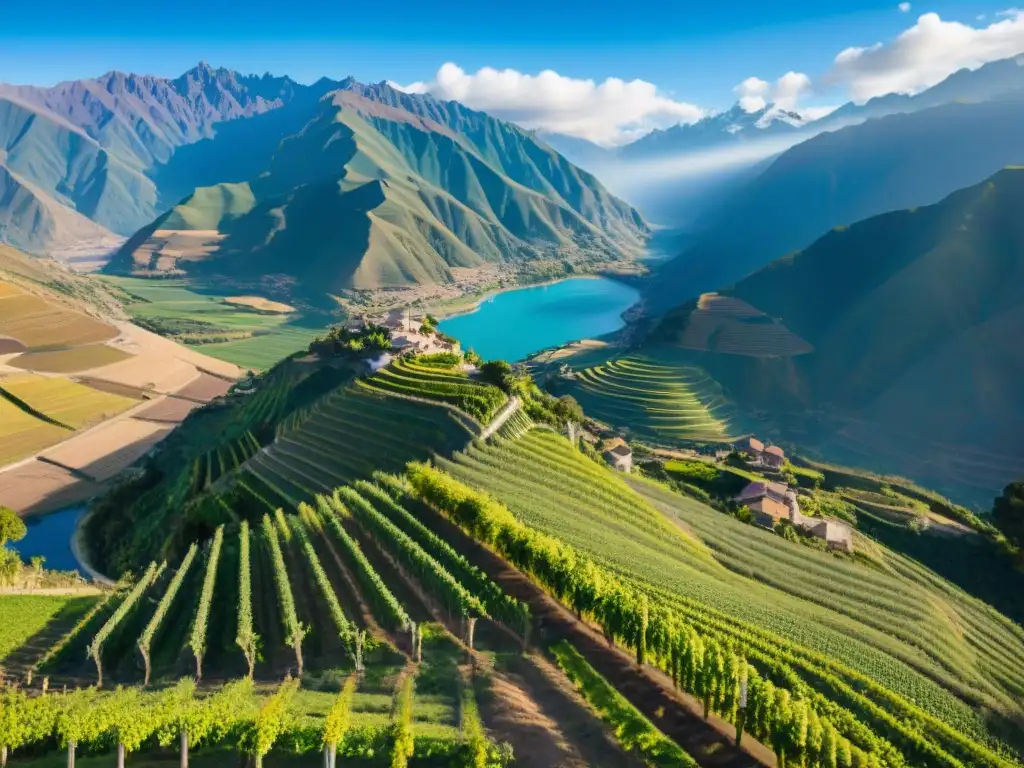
[0,63,349,252]
[106,82,648,296]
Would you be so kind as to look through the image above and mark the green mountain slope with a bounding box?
[649,97,1024,312]
[652,167,1024,502]
[0,97,155,248]
[108,85,647,296]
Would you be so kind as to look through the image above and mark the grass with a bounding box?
[0,374,138,429]
[551,350,735,443]
[7,345,133,373]
[97,276,326,371]
[0,285,117,351]
[0,396,70,464]
[436,427,1024,755]
[0,595,97,661]
[551,640,699,767]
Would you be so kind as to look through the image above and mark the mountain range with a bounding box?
[651,167,1024,501]
[0,63,647,293]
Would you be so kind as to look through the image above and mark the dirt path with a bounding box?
[480,396,521,441]
[477,650,649,768]
[415,503,776,768]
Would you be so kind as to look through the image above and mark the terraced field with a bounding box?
[436,427,1024,759]
[556,354,735,442]
[0,373,138,429]
[360,357,507,423]
[236,384,475,511]
[671,293,814,357]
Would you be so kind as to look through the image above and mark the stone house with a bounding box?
[601,438,633,473]
[763,444,786,470]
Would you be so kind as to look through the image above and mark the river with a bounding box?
[438,276,639,362]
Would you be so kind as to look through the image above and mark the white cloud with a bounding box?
[899,2,911,13]
[733,71,813,112]
[390,63,704,146]
[829,10,1024,101]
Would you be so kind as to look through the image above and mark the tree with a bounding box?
[992,481,1024,548]
[553,395,584,424]
[0,507,26,547]
[479,360,513,390]
[322,676,357,768]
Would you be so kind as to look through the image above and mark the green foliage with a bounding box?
[293,516,354,648]
[407,461,1018,768]
[415,352,461,369]
[236,521,258,678]
[0,506,26,546]
[140,543,198,658]
[323,675,358,748]
[189,526,224,679]
[552,640,699,767]
[239,677,300,761]
[364,358,507,422]
[309,324,392,357]
[88,561,161,686]
[359,478,529,635]
[390,676,415,768]
[338,486,487,621]
[992,481,1024,548]
[318,495,411,633]
[262,514,307,675]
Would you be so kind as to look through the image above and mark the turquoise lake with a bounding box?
[438,277,639,362]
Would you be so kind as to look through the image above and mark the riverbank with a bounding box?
[70,509,115,586]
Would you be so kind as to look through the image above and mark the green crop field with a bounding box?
[1,473,517,766]
[7,345,133,373]
[435,427,1024,761]
[0,396,71,464]
[550,350,736,443]
[237,383,475,511]
[360,357,507,423]
[0,595,98,661]
[0,373,138,428]
[97,276,326,370]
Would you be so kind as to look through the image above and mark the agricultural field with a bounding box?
[98,276,326,370]
[235,383,476,510]
[663,293,814,357]
[0,398,70,465]
[0,595,98,662]
[0,282,118,350]
[0,479,533,766]
[550,351,736,443]
[0,374,138,429]
[361,357,507,423]
[435,427,1024,762]
[6,345,133,373]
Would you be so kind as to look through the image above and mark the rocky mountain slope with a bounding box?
[108,82,647,298]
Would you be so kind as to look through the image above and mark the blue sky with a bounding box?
[3,0,1017,144]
